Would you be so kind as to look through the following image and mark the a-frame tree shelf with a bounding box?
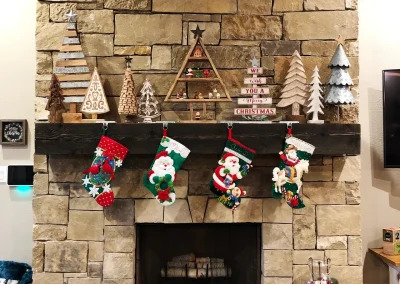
[177,78,220,82]
[35,123,361,156]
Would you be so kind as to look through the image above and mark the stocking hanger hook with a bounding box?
[102,122,108,135]
[227,122,233,129]
[163,122,168,129]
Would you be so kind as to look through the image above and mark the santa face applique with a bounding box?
[212,153,248,192]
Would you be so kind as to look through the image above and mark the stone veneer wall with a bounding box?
[35,0,359,122]
[32,153,361,284]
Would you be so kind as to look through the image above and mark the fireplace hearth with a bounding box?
[136,223,261,284]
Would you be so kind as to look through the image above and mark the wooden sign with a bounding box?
[247,68,263,75]
[238,98,272,105]
[244,77,267,85]
[0,120,27,145]
[234,108,276,116]
[241,88,270,95]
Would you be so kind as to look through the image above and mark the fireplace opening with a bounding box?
[136,223,262,284]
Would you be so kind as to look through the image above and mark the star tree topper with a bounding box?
[249,56,260,67]
[125,56,132,68]
[336,35,345,46]
[66,10,77,23]
[191,24,205,38]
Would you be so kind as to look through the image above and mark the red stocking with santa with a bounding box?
[143,128,190,206]
[209,127,256,210]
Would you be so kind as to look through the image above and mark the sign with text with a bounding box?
[247,68,263,75]
[234,108,276,116]
[241,88,270,95]
[238,98,272,105]
[244,77,267,85]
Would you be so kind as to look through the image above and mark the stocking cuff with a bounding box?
[286,137,315,155]
[160,137,190,158]
[98,136,129,160]
[225,138,256,164]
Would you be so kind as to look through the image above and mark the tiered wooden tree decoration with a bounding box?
[277,50,308,122]
[324,37,355,120]
[46,74,66,123]
[164,25,232,123]
[118,57,138,121]
[234,57,275,121]
[137,79,160,123]
[307,66,324,124]
[55,10,91,123]
[80,67,110,120]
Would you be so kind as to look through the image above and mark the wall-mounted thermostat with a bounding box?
[7,165,34,186]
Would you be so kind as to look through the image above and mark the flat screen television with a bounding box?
[383,70,400,168]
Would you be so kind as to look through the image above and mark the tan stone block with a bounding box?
[67,211,104,241]
[263,278,292,284]
[77,3,104,9]
[333,156,360,182]
[293,250,324,265]
[97,57,125,75]
[293,215,316,249]
[234,198,263,223]
[33,225,67,241]
[323,156,333,165]
[104,199,135,225]
[151,46,172,70]
[135,199,163,223]
[301,41,337,56]
[293,265,309,284]
[317,236,347,250]
[88,262,103,278]
[77,10,114,33]
[188,196,208,223]
[209,46,261,69]
[263,250,292,276]
[132,56,151,70]
[175,170,189,198]
[104,0,150,10]
[45,241,88,272]
[220,40,261,46]
[304,0,345,11]
[89,242,104,262]
[105,226,135,253]
[49,156,90,183]
[330,266,362,283]
[222,15,282,40]
[346,0,358,9]
[81,34,114,57]
[114,46,152,56]
[345,182,360,204]
[188,22,221,45]
[33,273,64,284]
[261,41,300,56]
[293,197,316,217]
[165,199,192,223]
[37,1,49,22]
[284,11,358,40]
[69,279,101,284]
[50,3,77,22]
[115,14,182,45]
[34,173,49,195]
[36,53,52,75]
[48,183,70,196]
[263,224,292,249]
[238,0,272,15]
[70,198,103,211]
[36,80,50,97]
[183,14,212,21]
[35,97,50,121]
[103,253,134,279]
[273,0,302,12]
[348,236,362,265]
[325,250,347,265]
[345,41,359,57]
[64,273,88,278]
[114,169,152,198]
[261,56,275,70]
[317,205,360,236]
[33,196,68,224]
[153,0,237,13]
[303,182,345,204]
[103,280,134,284]
[263,198,292,223]
[303,165,332,182]
[36,22,65,51]
[204,199,233,223]
[33,242,44,273]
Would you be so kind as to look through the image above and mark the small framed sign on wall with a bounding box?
[0,120,27,145]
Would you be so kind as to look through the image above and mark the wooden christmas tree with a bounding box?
[277,50,308,122]
[55,10,91,122]
[46,74,66,123]
[307,66,324,124]
[164,25,231,123]
[137,79,160,123]
[80,67,110,119]
[118,57,138,119]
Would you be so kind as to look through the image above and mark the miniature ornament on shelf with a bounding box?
[195,68,202,78]
[46,74,66,123]
[56,10,92,123]
[307,66,325,124]
[118,57,138,120]
[185,68,194,78]
[194,47,203,58]
[80,67,110,120]
[234,57,275,121]
[277,50,308,123]
[203,69,211,78]
[195,112,201,120]
[137,79,161,123]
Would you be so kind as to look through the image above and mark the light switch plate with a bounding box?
[0,166,8,183]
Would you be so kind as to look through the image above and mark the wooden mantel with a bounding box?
[35,123,360,156]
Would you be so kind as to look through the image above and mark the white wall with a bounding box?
[360,0,400,282]
[0,1,36,264]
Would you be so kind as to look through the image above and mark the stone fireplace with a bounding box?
[32,153,361,284]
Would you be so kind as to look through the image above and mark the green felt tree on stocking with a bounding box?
[271,128,315,209]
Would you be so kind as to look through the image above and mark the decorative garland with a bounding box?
[3,123,23,142]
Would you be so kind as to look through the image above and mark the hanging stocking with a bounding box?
[209,127,256,210]
[271,126,315,209]
[143,127,190,206]
[82,134,129,207]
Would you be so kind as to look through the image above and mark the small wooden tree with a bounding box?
[80,67,110,119]
[46,74,66,123]
[118,57,138,120]
[277,50,308,122]
[307,66,324,124]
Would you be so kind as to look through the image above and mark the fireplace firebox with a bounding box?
[136,223,262,284]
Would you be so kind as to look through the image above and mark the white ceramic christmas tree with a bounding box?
[137,79,161,123]
[307,66,324,124]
